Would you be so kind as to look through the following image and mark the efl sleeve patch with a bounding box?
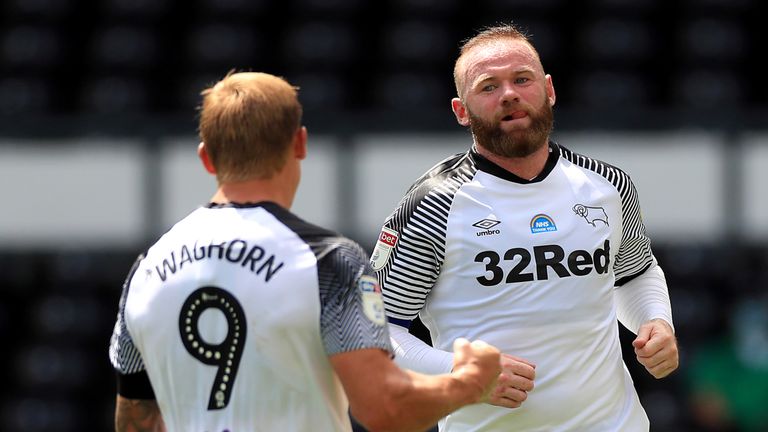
[359,275,386,326]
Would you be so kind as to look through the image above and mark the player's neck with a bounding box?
[210,176,296,209]
[476,141,550,180]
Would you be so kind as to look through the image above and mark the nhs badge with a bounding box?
[530,214,557,234]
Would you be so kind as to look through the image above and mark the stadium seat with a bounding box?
[287,72,346,110]
[375,72,447,109]
[581,18,653,63]
[283,22,357,66]
[381,21,452,65]
[196,0,267,16]
[1,26,61,69]
[4,0,71,18]
[679,18,746,61]
[1,398,79,432]
[0,77,51,114]
[101,0,170,18]
[676,69,744,107]
[80,75,148,113]
[90,25,158,70]
[572,69,649,107]
[186,24,262,70]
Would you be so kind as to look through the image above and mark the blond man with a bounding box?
[108,72,502,432]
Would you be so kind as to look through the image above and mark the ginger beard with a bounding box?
[468,98,554,158]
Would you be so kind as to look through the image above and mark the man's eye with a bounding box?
[482,84,497,92]
[515,77,530,84]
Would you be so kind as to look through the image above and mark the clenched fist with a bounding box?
[452,338,502,403]
[633,318,679,379]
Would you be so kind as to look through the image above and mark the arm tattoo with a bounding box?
[115,396,166,432]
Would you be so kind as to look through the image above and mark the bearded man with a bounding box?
[369,23,679,432]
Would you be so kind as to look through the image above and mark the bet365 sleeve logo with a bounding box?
[370,227,399,271]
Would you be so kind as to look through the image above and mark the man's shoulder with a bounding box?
[556,142,634,185]
[258,204,368,263]
[258,202,340,241]
[404,150,477,198]
[146,203,345,258]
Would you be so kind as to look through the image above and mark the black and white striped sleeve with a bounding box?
[108,255,156,399]
[109,255,147,375]
[612,171,655,285]
[372,152,474,326]
[559,146,655,285]
[316,238,392,356]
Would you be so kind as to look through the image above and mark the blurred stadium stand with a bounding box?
[1,1,768,431]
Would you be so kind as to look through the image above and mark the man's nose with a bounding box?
[500,83,520,105]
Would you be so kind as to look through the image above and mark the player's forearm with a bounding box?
[614,264,674,334]
[354,369,483,432]
[389,322,454,374]
[115,396,166,432]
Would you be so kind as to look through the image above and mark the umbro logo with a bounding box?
[473,218,501,237]
[473,219,501,230]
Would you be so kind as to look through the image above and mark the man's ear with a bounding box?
[198,142,216,174]
[546,74,556,107]
[293,126,307,160]
[451,98,470,127]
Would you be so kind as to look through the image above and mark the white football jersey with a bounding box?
[109,202,390,432]
[373,142,654,432]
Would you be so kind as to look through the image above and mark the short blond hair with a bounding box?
[198,71,302,182]
[453,24,538,99]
